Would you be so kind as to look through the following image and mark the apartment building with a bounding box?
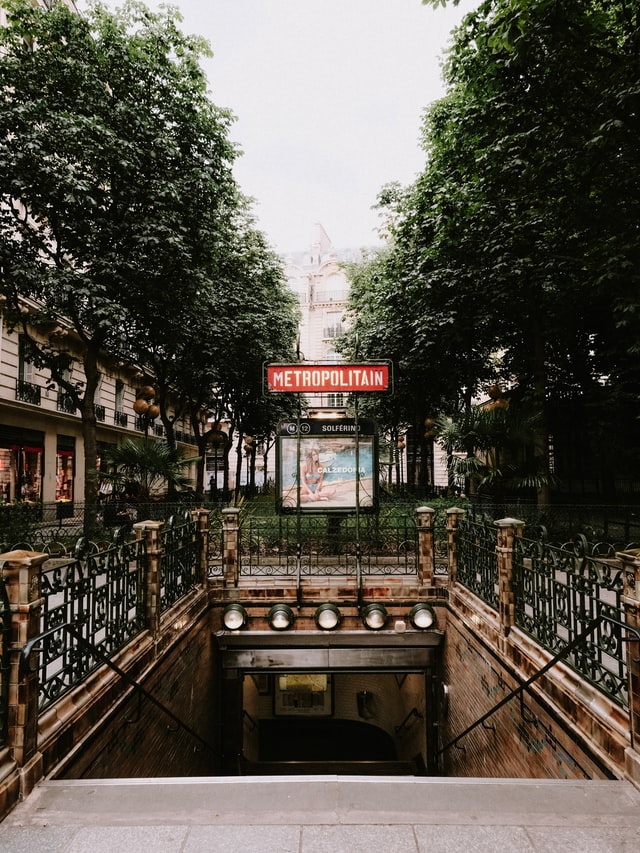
[283,223,362,414]
[0,314,197,505]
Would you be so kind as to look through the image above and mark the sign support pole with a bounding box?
[354,392,363,608]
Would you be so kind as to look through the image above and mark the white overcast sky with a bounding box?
[83,0,477,253]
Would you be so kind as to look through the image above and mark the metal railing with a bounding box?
[238,512,418,577]
[160,511,201,611]
[455,511,629,707]
[0,501,210,554]
[456,512,499,609]
[438,615,639,758]
[514,532,627,706]
[38,537,147,710]
[0,577,10,747]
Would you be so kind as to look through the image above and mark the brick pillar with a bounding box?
[192,508,211,587]
[134,520,164,639]
[416,506,435,587]
[446,507,466,585]
[222,507,240,588]
[619,547,640,788]
[495,517,524,637]
[1,548,49,795]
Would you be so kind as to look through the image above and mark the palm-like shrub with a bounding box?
[102,439,198,500]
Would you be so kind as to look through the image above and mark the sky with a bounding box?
[83,0,477,254]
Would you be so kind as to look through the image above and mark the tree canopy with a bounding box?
[0,0,299,518]
[343,0,640,499]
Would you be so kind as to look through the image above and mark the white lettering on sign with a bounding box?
[267,364,389,393]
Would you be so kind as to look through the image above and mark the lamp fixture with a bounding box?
[222,603,248,631]
[314,603,342,631]
[409,602,436,630]
[268,603,295,631]
[362,602,388,631]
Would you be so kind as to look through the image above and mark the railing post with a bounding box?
[446,507,466,585]
[415,506,435,586]
[495,517,524,637]
[1,548,49,796]
[619,547,640,788]
[222,507,240,588]
[134,520,164,639]
[192,509,211,587]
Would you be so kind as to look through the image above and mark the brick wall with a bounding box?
[440,612,618,779]
[54,605,217,779]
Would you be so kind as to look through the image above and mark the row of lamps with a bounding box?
[222,601,436,633]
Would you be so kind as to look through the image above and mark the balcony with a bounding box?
[314,290,347,305]
[114,410,128,427]
[15,379,41,405]
[57,392,77,414]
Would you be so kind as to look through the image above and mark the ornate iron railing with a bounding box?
[38,538,146,710]
[238,512,417,577]
[0,577,10,747]
[15,378,41,405]
[160,511,200,611]
[514,532,628,706]
[456,512,499,609]
[207,511,224,577]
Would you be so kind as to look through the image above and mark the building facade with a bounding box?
[0,313,198,507]
[282,223,362,414]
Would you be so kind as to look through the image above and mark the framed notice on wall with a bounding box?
[273,674,333,717]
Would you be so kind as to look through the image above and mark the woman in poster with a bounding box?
[300,447,336,502]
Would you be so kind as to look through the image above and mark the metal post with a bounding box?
[354,392,362,606]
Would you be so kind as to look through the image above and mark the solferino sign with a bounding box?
[276,419,378,514]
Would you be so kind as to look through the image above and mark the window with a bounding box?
[16,336,41,405]
[18,336,34,383]
[114,380,128,427]
[323,312,343,339]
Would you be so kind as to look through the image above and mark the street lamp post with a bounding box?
[133,385,160,440]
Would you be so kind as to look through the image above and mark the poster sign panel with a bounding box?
[276,419,377,514]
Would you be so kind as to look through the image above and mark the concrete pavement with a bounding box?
[1,776,640,852]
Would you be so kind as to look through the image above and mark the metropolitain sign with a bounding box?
[266,362,392,394]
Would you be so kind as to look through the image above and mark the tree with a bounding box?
[175,202,300,499]
[0,0,239,531]
[355,0,640,502]
[102,437,197,501]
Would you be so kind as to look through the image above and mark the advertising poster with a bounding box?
[277,419,377,514]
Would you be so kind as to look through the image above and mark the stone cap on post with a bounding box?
[618,548,640,602]
[0,549,49,608]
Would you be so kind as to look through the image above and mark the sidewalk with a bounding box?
[2,776,640,852]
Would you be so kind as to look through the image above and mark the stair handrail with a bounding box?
[20,622,218,757]
[438,614,640,757]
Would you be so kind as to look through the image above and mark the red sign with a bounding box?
[267,363,391,393]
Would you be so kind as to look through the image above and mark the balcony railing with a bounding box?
[15,379,41,405]
[57,392,76,414]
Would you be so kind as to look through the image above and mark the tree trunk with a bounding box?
[81,347,100,538]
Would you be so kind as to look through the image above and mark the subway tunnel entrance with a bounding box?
[216,632,441,776]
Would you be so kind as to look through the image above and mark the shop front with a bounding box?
[0,426,44,503]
